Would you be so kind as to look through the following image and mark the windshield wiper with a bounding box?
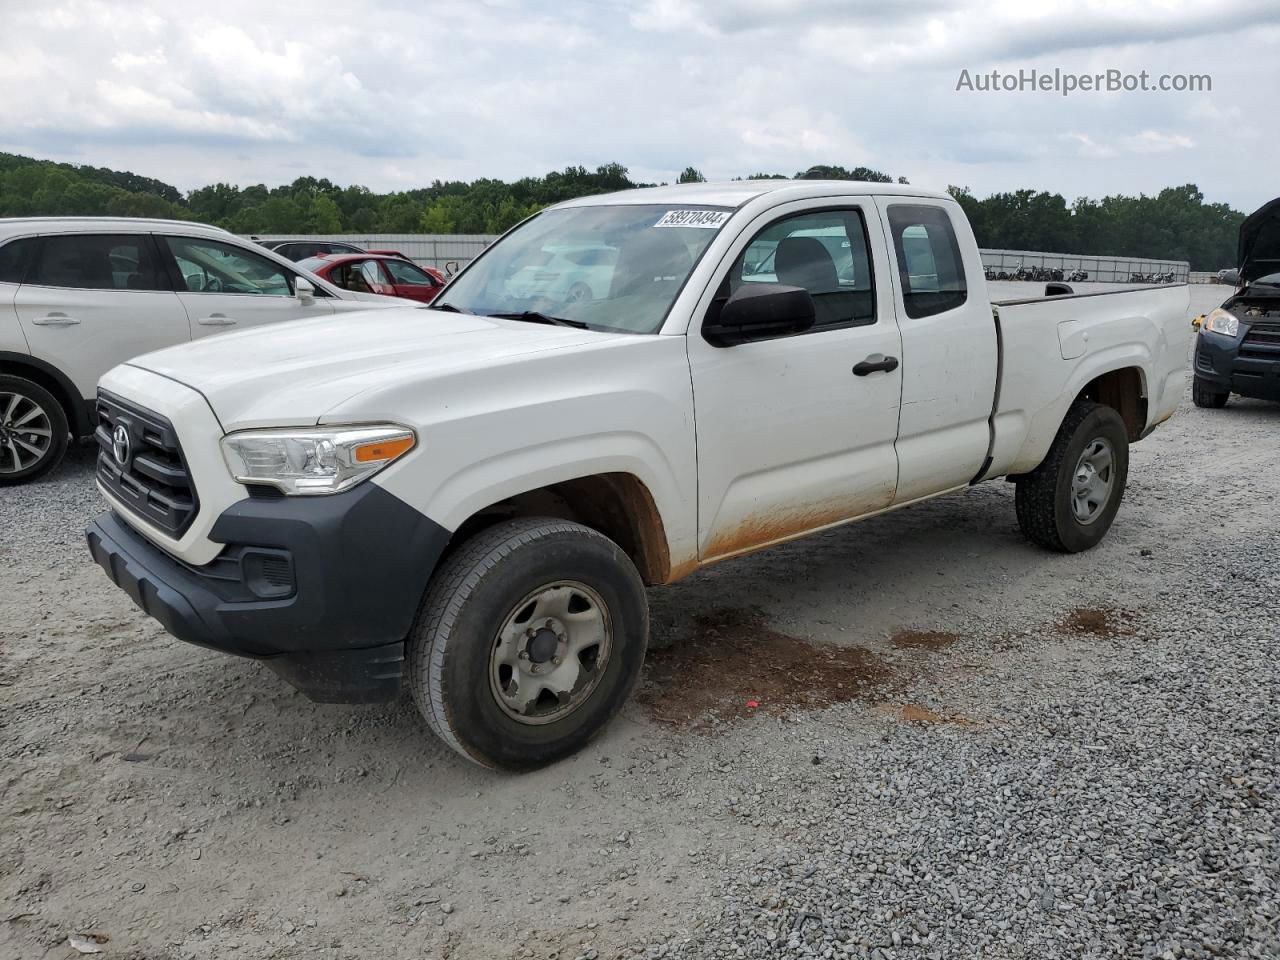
[486,311,589,329]
[431,301,464,312]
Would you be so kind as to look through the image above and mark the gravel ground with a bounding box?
[3,285,1277,960]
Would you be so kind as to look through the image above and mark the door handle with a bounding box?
[196,314,237,326]
[852,354,900,376]
[30,313,80,326]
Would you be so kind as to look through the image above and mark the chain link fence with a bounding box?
[980,248,1189,283]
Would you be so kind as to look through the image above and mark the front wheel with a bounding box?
[1015,400,1129,553]
[1192,377,1229,409]
[407,518,649,770]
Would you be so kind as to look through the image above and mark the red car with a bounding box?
[298,253,448,303]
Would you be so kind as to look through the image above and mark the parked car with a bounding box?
[298,253,447,303]
[502,243,618,302]
[1194,197,1280,408]
[86,181,1190,770]
[0,217,407,484]
[262,239,414,262]
[259,239,367,261]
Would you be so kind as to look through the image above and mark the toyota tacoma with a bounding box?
[86,181,1191,770]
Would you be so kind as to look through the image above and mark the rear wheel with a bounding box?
[1015,400,1129,553]
[407,517,649,770]
[1192,377,1229,409]
[0,375,69,486]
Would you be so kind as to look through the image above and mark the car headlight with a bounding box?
[221,424,416,496]
[1201,308,1239,338]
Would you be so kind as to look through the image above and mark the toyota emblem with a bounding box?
[111,424,131,466]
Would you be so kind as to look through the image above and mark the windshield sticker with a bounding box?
[654,209,731,229]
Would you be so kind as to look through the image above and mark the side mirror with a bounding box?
[704,283,815,347]
[294,276,316,303]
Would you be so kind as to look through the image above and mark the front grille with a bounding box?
[1240,322,1280,362]
[95,391,198,537]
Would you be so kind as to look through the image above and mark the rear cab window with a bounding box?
[886,204,967,318]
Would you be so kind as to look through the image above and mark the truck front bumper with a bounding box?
[1195,332,1280,402]
[86,483,451,703]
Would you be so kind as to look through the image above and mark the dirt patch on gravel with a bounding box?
[1058,607,1135,638]
[899,703,968,725]
[890,629,960,651]
[640,608,896,728]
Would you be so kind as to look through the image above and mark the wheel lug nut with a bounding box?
[552,657,561,666]
[518,650,529,660]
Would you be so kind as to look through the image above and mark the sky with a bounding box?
[0,0,1275,211]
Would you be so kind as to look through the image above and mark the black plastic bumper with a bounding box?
[1195,333,1280,402]
[87,483,450,703]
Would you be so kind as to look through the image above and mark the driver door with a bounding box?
[157,235,335,338]
[686,200,904,562]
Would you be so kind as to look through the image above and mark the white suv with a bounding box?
[0,217,407,484]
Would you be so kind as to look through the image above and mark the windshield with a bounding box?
[1250,270,1280,286]
[439,204,732,333]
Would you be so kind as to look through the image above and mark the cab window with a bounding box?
[886,204,967,318]
[727,209,876,329]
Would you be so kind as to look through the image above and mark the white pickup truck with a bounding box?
[86,181,1190,770]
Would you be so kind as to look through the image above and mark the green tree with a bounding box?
[677,166,706,183]
[0,150,1246,268]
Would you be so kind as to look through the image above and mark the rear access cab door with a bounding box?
[685,197,904,562]
[872,197,998,502]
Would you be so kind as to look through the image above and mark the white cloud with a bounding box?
[1121,130,1196,153]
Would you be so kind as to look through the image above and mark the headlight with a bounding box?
[1201,308,1239,338]
[221,424,416,496]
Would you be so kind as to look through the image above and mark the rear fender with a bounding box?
[991,345,1152,478]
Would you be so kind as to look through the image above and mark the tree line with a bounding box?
[0,152,1245,269]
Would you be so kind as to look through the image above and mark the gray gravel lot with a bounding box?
[2,285,1277,960]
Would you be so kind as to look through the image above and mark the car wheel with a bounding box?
[0,375,70,486]
[407,517,649,771]
[1015,400,1129,553]
[1191,377,1229,409]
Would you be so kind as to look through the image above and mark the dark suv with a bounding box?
[1193,198,1280,408]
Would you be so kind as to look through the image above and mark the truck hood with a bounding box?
[126,306,625,429]
[1239,196,1280,283]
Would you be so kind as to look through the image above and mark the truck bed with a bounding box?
[980,283,1192,480]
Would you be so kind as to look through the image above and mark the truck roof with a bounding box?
[555,180,953,210]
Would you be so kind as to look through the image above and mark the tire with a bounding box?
[407,517,649,771]
[1015,400,1129,553]
[0,375,70,486]
[1192,377,1229,409]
